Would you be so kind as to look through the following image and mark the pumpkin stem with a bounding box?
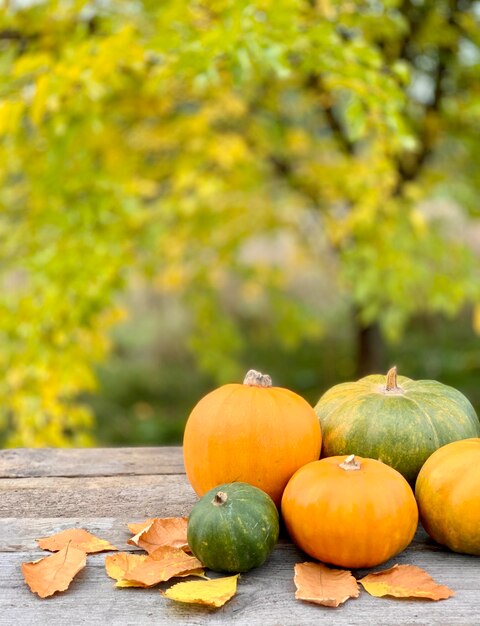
[213,491,228,506]
[339,454,361,471]
[243,369,273,387]
[385,366,399,391]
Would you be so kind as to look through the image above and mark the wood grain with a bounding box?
[3,543,477,626]
[0,447,185,478]
[1,447,478,625]
[0,474,197,518]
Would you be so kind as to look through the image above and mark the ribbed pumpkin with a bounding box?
[187,482,279,572]
[281,454,418,568]
[415,438,480,555]
[183,370,321,506]
[315,367,480,484]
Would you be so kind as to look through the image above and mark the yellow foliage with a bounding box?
[0,100,25,135]
[1,0,478,447]
[162,574,239,608]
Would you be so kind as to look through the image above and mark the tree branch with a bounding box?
[393,1,460,195]
[306,73,355,156]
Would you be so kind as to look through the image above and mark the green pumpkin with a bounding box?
[314,367,480,484]
[187,482,279,573]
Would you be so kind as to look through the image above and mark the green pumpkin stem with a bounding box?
[339,454,361,471]
[243,369,273,387]
[213,491,228,506]
[385,366,399,391]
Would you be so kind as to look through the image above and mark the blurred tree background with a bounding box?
[1,0,480,447]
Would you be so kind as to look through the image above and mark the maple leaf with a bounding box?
[127,517,189,553]
[116,546,203,588]
[162,574,239,607]
[359,564,454,600]
[22,544,87,598]
[37,528,117,554]
[294,562,360,607]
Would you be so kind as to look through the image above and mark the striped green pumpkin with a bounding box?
[314,367,480,485]
[187,482,279,573]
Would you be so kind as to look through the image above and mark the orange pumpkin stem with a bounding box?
[385,366,399,391]
[339,454,361,471]
[243,369,273,387]
[213,491,228,506]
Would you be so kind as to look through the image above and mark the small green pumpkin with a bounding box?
[315,367,480,484]
[187,482,279,573]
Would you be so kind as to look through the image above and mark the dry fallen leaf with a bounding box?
[105,552,148,581]
[116,569,206,588]
[359,564,454,601]
[22,544,87,598]
[128,517,188,553]
[116,546,204,588]
[37,528,117,554]
[294,562,360,607]
[162,574,239,608]
[127,518,155,535]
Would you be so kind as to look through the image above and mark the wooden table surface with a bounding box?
[0,447,478,625]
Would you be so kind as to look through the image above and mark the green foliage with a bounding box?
[1,0,479,445]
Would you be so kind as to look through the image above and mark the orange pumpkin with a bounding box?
[183,369,322,506]
[281,454,418,568]
[415,438,480,555]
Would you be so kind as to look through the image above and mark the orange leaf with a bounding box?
[37,528,117,554]
[162,574,239,607]
[22,544,87,598]
[128,517,188,553]
[294,562,360,607]
[105,552,148,581]
[359,564,454,600]
[116,569,206,588]
[117,546,203,588]
[127,518,155,535]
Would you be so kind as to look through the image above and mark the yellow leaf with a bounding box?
[37,528,118,554]
[31,74,49,126]
[409,208,427,235]
[0,100,24,135]
[359,564,454,600]
[105,552,148,581]
[162,574,239,608]
[22,544,86,598]
[294,562,360,607]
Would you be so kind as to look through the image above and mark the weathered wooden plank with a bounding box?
[0,474,197,518]
[1,448,478,625]
[0,515,441,555]
[0,516,301,553]
[0,517,137,553]
[2,542,477,626]
[0,447,185,478]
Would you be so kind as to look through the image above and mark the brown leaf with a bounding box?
[37,528,117,554]
[22,544,87,598]
[105,552,148,581]
[359,564,454,601]
[128,517,188,553]
[127,518,155,535]
[117,546,204,588]
[294,562,360,607]
[162,574,239,607]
